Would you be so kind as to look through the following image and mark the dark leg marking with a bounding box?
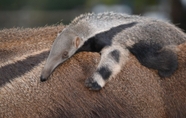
[128,40,178,78]
[97,66,112,80]
[156,48,178,77]
[110,49,120,63]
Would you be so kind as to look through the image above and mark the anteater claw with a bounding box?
[85,78,102,91]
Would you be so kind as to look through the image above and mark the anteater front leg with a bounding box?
[85,45,129,90]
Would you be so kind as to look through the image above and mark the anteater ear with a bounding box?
[73,36,81,48]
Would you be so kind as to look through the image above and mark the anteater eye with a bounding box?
[62,51,68,59]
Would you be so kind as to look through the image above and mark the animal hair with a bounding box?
[1,26,186,117]
[128,40,178,77]
[40,12,186,90]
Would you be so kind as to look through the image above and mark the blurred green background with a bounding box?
[0,0,186,31]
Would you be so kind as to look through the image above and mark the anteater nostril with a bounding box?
[40,76,47,82]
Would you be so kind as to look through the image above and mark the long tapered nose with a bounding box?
[40,66,52,82]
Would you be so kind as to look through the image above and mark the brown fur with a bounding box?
[0,25,64,63]
[0,26,186,118]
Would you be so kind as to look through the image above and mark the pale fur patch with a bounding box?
[93,73,106,87]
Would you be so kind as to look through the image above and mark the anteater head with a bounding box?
[40,28,83,81]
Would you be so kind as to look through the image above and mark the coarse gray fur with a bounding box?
[40,12,186,90]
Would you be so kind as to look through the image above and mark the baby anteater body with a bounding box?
[40,12,186,90]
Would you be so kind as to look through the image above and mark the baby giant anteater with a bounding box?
[40,12,186,90]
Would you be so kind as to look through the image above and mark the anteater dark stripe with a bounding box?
[0,51,49,87]
[97,66,112,80]
[110,49,120,63]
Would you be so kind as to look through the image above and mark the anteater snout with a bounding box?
[40,75,47,82]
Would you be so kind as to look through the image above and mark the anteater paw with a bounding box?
[85,78,102,91]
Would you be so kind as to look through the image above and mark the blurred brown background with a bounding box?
[0,0,185,32]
